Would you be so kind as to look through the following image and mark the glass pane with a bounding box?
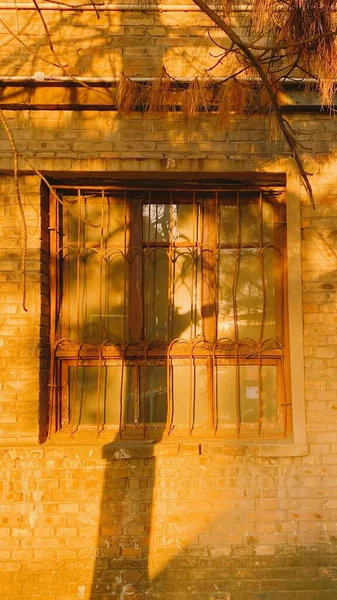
[81,251,102,340]
[69,366,122,426]
[172,365,207,426]
[219,204,237,246]
[144,248,203,342]
[175,203,199,243]
[82,198,103,247]
[65,197,100,247]
[144,248,168,341]
[141,366,167,424]
[142,203,199,244]
[106,198,126,247]
[237,249,262,340]
[261,365,278,422]
[240,365,259,422]
[69,365,167,426]
[217,250,235,340]
[143,203,171,243]
[123,366,138,425]
[216,364,278,424]
[240,201,260,245]
[194,365,208,425]
[105,254,128,341]
[69,366,97,425]
[172,250,201,340]
[240,365,278,423]
[262,200,274,244]
[66,195,125,247]
[62,197,126,343]
[263,248,278,340]
[66,250,127,343]
[62,250,77,340]
[172,365,190,425]
[66,249,101,341]
[216,366,237,423]
[218,197,278,343]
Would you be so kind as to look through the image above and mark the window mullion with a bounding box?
[128,197,143,342]
[201,194,217,344]
[48,188,59,438]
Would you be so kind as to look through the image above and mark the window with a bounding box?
[49,183,290,439]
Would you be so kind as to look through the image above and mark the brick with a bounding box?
[0,8,337,600]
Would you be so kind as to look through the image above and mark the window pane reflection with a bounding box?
[216,365,278,424]
[69,365,167,426]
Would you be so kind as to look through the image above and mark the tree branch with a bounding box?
[191,0,315,207]
[0,110,28,311]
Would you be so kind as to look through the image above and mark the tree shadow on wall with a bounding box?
[89,442,159,600]
[90,443,337,600]
[61,199,196,599]
[82,199,280,599]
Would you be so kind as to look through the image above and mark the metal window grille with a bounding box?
[49,185,290,439]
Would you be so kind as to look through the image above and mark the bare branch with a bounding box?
[32,0,60,61]
[0,18,68,69]
[87,0,100,19]
[246,27,337,53]
[191,0,315,207]
[44,0,105,7]
[207,29,231,51]
[0,110,27,312]
[0,19,114,103]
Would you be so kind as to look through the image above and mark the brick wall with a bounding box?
[2,445,337,599]
[1,5,337,599]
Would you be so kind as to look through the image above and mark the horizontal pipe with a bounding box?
[0,2,262,10]
[0,2,215,11]
[0,103,327,112]
[0,75,319,85]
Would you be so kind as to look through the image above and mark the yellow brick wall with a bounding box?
[1,4,337,599]
[0,7,234,78]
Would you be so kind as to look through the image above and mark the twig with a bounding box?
[191,0,315,207]
[44,0,105,6]
[0,18,68,69]
[16,154,100,228]
[88,0,100,18]
[0,18,114,102]
[245,27,337,53]
[0,110,28,311]
[32,0,59,59]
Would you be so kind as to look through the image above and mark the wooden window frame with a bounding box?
[48,183,290,440]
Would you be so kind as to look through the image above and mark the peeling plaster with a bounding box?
[114,449,131,460]
[28,510,38,529]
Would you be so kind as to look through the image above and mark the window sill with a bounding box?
[201,441,308,458]
[43,432,308,458]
